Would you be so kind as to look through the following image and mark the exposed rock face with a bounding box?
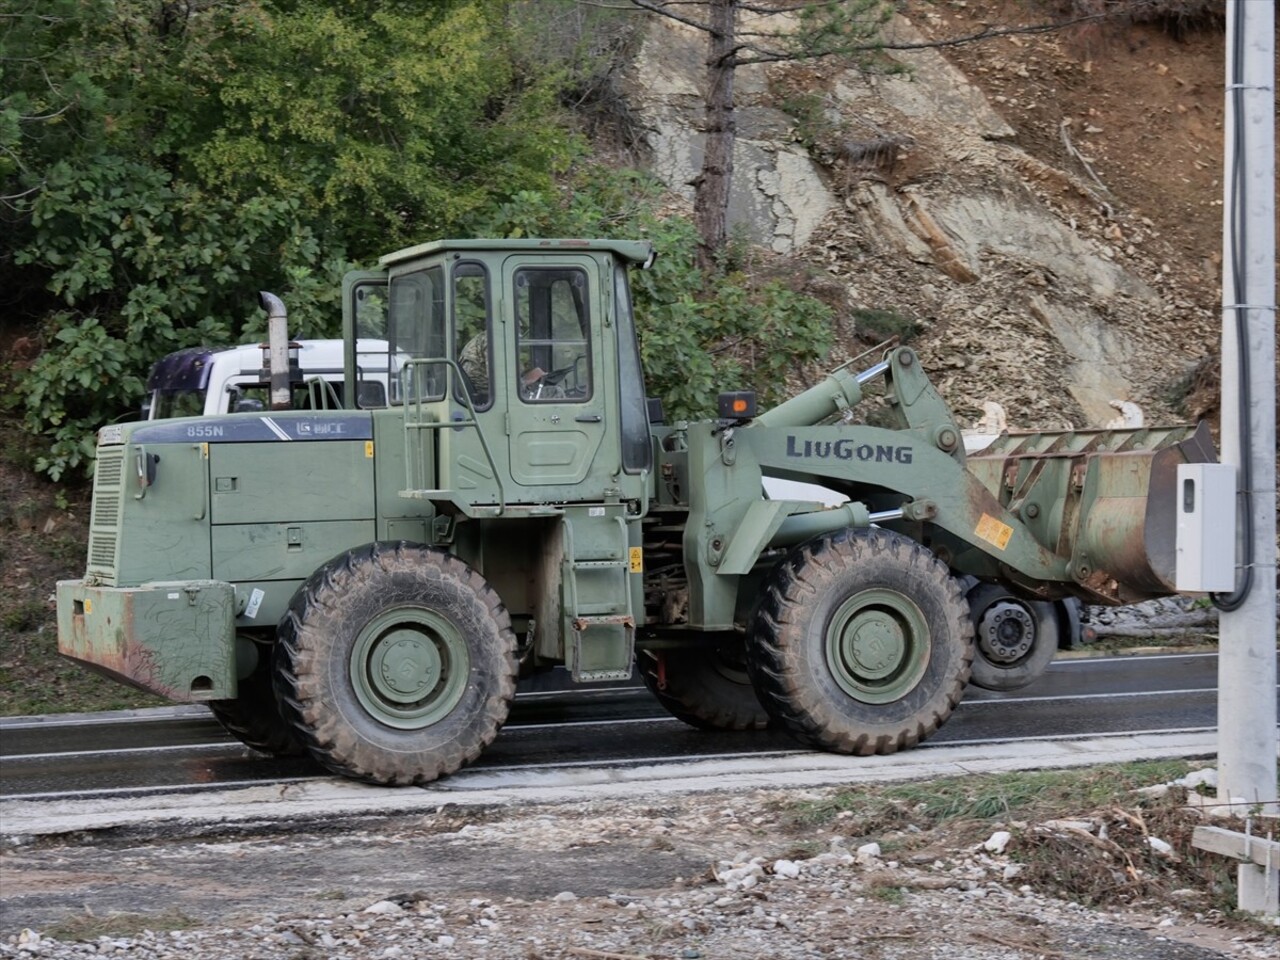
[627,9,1217,430]
[633,14,837,255]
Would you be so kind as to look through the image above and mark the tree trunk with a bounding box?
[693,0,736,274]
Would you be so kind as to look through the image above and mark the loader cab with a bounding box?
[343,239,654,514]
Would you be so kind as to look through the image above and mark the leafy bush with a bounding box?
[7,1,834,476]
[1042,0,1224,33]
[4,0,580,479]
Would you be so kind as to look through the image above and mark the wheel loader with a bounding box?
[57,238,1216,785]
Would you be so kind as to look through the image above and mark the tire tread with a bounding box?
[747,528,972,756]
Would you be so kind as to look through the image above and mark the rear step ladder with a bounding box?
[563,514,635,682]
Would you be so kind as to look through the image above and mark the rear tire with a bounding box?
[208,654,305,757]
[273,542,518,785]
[747,528,972,755]
[639,640,770,731]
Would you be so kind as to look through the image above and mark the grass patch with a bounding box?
[2,600,48,633]
[0,646,165,716]
[776,761,1194,836]
[779,840,825,862]
[865,876,906,905]
[43,908,199,942]
[1089,632,1218,654]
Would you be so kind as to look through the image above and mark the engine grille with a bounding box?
[86,447,125,584]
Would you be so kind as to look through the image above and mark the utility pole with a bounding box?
[1216,0,1277,916]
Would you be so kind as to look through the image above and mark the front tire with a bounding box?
[273,542,518,785]
[747,528,972,755]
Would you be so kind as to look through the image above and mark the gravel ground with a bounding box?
[3,784,1276,960]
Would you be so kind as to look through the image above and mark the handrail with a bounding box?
[303,375,342,411]
[399,357,505,516]
[614,513,633,619]
[193,443,208,520]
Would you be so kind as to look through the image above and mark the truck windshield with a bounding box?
[148,389,206,420]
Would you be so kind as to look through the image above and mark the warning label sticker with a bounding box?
[975,513,1014,551]
[629,547,644,573]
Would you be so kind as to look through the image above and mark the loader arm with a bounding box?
[730,346,1216,606]
[748,426,1071,584]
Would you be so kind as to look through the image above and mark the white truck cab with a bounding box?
[143,339,393,419]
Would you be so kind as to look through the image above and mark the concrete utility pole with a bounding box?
[1216,0,1277,916]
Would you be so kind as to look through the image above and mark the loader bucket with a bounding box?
[965,422,1218,604]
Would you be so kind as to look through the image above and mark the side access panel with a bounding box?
[208,433,377,625]
[94,442,213,587]
[209,439,375,524]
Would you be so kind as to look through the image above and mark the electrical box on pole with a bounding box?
[1175,462,1238,593]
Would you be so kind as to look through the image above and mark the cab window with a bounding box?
[614,263,651,474]
[387,266,445,404]
[514,267,591,403]
[453,262,492,410]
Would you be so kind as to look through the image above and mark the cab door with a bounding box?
[504,256,610,495]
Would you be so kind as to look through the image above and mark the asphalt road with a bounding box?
[3,652,1259,803]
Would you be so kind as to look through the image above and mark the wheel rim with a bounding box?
[350,607,470,729]
[825,588,931,704]
[976,600,1036,665]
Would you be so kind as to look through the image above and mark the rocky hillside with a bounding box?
[628,0,1225,429]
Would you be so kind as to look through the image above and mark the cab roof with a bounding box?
[379,238,655,269]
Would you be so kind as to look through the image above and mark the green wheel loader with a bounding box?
[57,239,1216,785]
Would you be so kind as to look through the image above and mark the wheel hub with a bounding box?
[847,614,906,680]
[826,589,930,704]
[976,601,1036,664]
[370,630,442,701]
[350,609,470,729]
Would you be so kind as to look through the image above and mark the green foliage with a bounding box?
[4,0,580,479]
[776,90,842,155]
[477,171,833,420]
[503,1,648,154]
[195,1,575,249]
[12,158,342,477]
[1,600,47,634]
[6,0,835,476]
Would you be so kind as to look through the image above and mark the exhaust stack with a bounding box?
[258,292,292,411]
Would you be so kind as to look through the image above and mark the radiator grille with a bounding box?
[86,447,125,584]
[89,533,118,569]
[96,451,124,486]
